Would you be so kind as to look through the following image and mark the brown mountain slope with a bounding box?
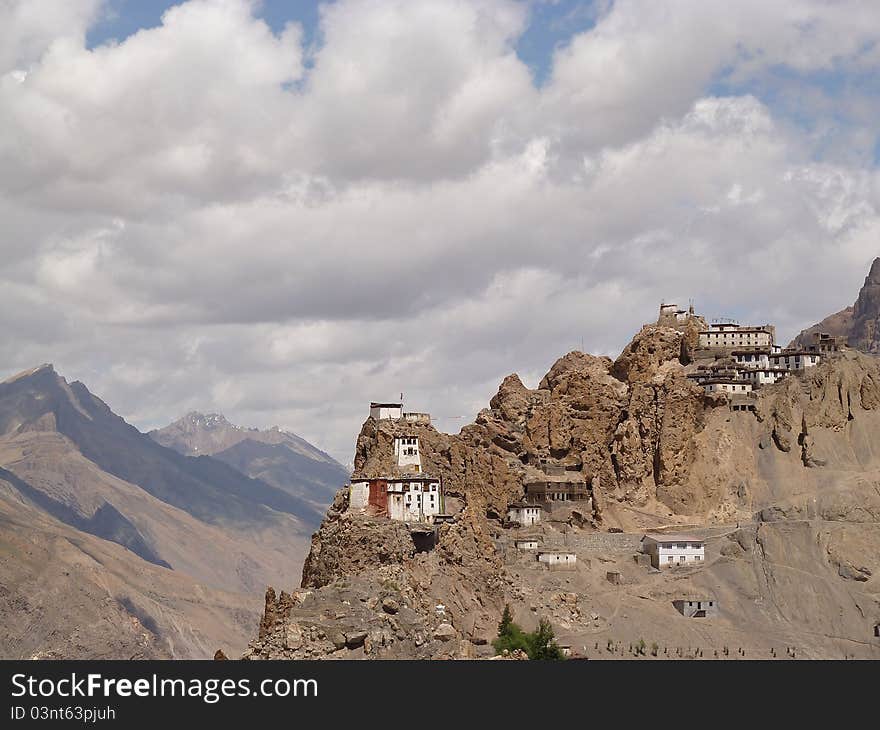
[0,365,314,658]
[0,480,260,659]
[245,328,880,660]
[792,257,880,352]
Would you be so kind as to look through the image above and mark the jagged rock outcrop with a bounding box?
[300,490,417,590]
[612,325,685,381]
[793,257,880,353]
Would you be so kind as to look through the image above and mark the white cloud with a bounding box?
[0,0,879,459]
[0,0,101,72]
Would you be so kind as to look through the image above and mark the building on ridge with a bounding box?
[507,502,542,527]
[370,402,403,420]
[640,534,705,568]
[349,475,444,523]
[697,322,776,350]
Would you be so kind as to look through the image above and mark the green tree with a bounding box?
[492,608,565,660]
[497,604,514,639]
[492,604,530,655]
[526,618,565,660]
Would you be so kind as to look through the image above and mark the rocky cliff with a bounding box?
[245,318,880,660]
[793,257,880,353]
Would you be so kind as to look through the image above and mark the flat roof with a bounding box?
[525,477,589,486]
[370,402,402,408]
[643,533,703,543]
[351,475,440,483]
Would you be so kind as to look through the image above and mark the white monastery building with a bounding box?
[369,401,432,425]
[394,436,422,471]
[390,478,441,522]
[370,401,403,420]
[698,322,775,350]
[641,534,705,569]
[507,502,542,527]
[349,476,444,523]
[662,302,836,401]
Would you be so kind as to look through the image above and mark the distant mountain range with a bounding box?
[150,412,347,514]
[0,365,344,659]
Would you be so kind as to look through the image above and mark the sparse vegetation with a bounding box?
[492,604,565,660]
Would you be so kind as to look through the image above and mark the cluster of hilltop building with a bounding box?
[347,402,596,531]
[347,402,451,525]
[658,302,845,410]
[345,304,846,529]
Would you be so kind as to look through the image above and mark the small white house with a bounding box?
[369,401,402,420]
[514,539,540,551]
[537,551,577,570]
[673,598,717,618]
[394,436,422,471]
[507,502,542,527]
[641,534,705,569]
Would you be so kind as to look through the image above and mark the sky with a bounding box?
[1,0,879,463]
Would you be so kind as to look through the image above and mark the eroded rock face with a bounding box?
[301,491,416,591]
[612,325,684,382]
